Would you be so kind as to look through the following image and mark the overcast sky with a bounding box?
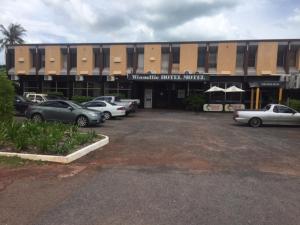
[0,0,300,64]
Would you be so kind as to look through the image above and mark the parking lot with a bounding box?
[1,110,300,225]
[79,110,300,175]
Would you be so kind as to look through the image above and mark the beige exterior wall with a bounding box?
[45,46,62,75]
[179,44,198,73]
[77,45,94,75]
[144,44,161,73]
[216,43,237,75]
[15,46,31,75]
[256,42,278,75]
[110,45,127,75]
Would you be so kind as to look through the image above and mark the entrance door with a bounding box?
[144,89,153,108]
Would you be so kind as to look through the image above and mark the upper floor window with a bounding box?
[236,46,245,68]
[93,48,100,68]
[102,48,110,68]
[127,48,134,68]
[137,47,144,69]
[277,45,287,67]
[61,48,68,69]
[172,47,180,64]
[197,47,206,68]
[289,45,298,68]
[161,47,170,71]
[70,48,77,68]
[38,49,45,69]
[30,49,36,67]
[248,45,257,67]
[208,46,217,68]
[6,49,15,69]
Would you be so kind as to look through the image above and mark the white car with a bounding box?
[233,104,300,127]
[26,93,48,103]
[82,100,126,120]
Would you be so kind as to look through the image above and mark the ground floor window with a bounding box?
[73,81,102,97]
[104,81,132,98]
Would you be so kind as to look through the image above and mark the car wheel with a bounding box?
[103,111,112,120]
[31,113,44,123]
[249,117,262,128]
[76,116,88,127]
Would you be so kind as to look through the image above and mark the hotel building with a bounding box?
[5,39,300,109]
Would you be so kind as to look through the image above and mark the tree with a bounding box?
[0,23,26,49]
[0,68,15,121]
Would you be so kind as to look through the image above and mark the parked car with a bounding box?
[233,104,300,127]
[25,93,48,103]
[92,96,137,114]
[82,100,126,120]
[14,95,33,115]
[25,100,105,127]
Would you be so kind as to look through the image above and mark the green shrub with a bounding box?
[71,95,94,103]
[288,99,300,112]
[0,70,15,122]
[0,120,98,155]
[184,95,206,112]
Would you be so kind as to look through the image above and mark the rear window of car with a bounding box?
[264,104,271,111]
[36,96,43,101]
[28,95,35,100]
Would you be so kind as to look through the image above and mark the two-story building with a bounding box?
[5,39,300,109]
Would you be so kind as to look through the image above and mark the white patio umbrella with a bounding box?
[225,86,245,102]
[225,86,245,93]
[205,86,225,92]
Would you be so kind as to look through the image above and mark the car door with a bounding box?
[86,101,106,112]
[273,105,295,125]
[39,101,60,120]
[278,106,300,124]
[53,101,77,122]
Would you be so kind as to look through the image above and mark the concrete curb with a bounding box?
[0,135,109,164]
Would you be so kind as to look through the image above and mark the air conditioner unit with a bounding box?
[44,75,53,81]
[107,75,115,82]
[10,75,19,81]
[75,76,84,81]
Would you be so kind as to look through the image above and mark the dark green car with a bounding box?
[25,100,105,127]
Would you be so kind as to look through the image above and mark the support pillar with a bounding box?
[278,88,283,104]
[250,88,254,109]
[255,87,260,110]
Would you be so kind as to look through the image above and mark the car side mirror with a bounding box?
[68,106,74,111]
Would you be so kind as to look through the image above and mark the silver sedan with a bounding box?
[233,104,300,127]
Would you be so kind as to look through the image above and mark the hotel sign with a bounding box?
[127,74,209,82]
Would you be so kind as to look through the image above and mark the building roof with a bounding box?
[7,38,300,47]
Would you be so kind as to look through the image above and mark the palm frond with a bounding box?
[0,23,26,49]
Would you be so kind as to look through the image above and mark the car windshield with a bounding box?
[115,96,121,101]
[110,102,117,106]
[68,101,83,109]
